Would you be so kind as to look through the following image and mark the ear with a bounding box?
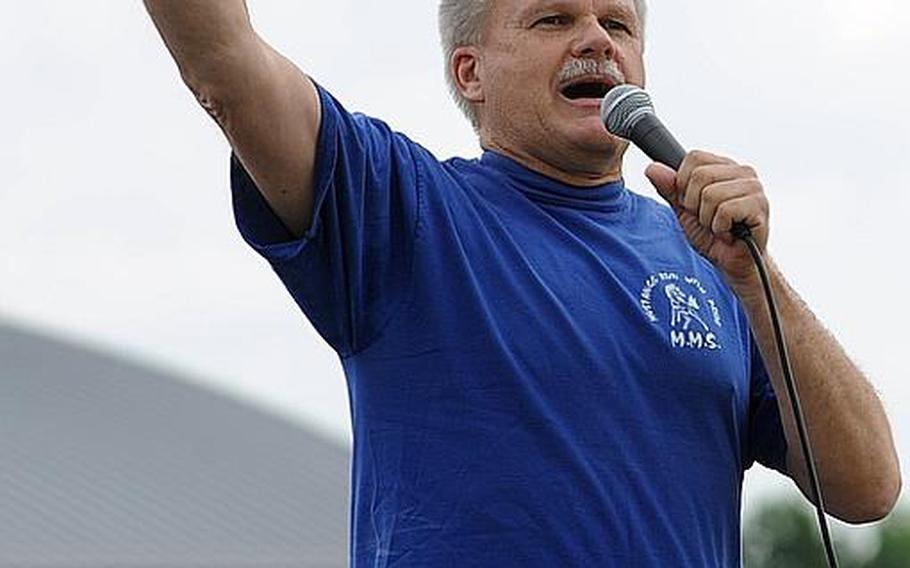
[451,46,485,104]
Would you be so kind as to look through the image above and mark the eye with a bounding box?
[602,19,632,34]
[533,14,571,28]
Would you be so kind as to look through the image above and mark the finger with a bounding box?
[645,162,680,208]
[677,150,736,203]
[697,177,764,231]
[683,163,758,217]
[711,195,769,245]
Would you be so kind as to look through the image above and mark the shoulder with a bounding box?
[316,84,440,164]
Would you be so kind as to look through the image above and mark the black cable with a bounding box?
[731,222,839,568]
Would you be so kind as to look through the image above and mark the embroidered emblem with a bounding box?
[640,272,723,351]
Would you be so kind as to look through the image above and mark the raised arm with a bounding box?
[144,0,320,237]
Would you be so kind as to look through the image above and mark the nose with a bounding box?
[571,15,616,59]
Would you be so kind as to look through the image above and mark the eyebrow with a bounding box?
[519,1,640,25]
[519,1,572,18]
[606,4,639,24]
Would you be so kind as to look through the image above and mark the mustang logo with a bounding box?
[665,283,710,332]
[639,272,724,351]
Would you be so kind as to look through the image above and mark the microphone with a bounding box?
[599,91,839,568]
[599,90,843,568]
[600,85,686,171]
[600,85,751,240]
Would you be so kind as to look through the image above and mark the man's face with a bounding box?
[473,0,646,178]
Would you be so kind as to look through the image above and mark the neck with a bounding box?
[480,138,626,188]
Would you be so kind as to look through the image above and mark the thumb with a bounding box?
[645,162,680,208]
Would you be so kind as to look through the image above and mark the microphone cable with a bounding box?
[732,222,839,568]
[602,85,841,566]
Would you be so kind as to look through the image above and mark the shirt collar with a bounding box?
[479,150,629,214]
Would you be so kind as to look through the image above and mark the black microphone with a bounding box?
[601,85,751,240]
[599,89,843,568]
[600,85,686,170]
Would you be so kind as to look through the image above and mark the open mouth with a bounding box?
[560,77,615,101]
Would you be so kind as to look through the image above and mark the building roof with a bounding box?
[0,322,349,567]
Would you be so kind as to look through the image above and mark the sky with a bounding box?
[3,0,909,520]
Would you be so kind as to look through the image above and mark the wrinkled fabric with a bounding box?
[231,85,788,567]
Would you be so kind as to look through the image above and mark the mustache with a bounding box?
[558,58,626,84]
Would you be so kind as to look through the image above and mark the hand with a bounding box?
[645,150,770,292]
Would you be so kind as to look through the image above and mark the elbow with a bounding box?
[834,464,902,524]
[866,468,902,522]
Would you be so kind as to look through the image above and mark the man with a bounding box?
[145,1,900,565]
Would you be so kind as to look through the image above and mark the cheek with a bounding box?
[489,69,543,111]
[617,50,646,85]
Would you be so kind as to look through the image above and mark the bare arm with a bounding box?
[144,0,320,237]
[737,258,901,523]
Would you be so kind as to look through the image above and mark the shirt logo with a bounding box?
[640,272,723,351]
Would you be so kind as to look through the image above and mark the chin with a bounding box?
[567,120,623,154]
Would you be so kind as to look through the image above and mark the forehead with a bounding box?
[492,0,640,23]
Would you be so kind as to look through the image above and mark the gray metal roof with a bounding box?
[0,322,349,567]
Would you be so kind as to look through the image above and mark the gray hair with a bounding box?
[438,0,648,128]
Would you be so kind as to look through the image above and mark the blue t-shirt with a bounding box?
[231,86,789,567]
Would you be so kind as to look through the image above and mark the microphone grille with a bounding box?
[600,85,655,139]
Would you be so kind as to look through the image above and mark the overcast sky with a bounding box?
[3,1,909,516]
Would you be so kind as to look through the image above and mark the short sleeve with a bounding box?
[743,336,790,474]
[231,85,423,357]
